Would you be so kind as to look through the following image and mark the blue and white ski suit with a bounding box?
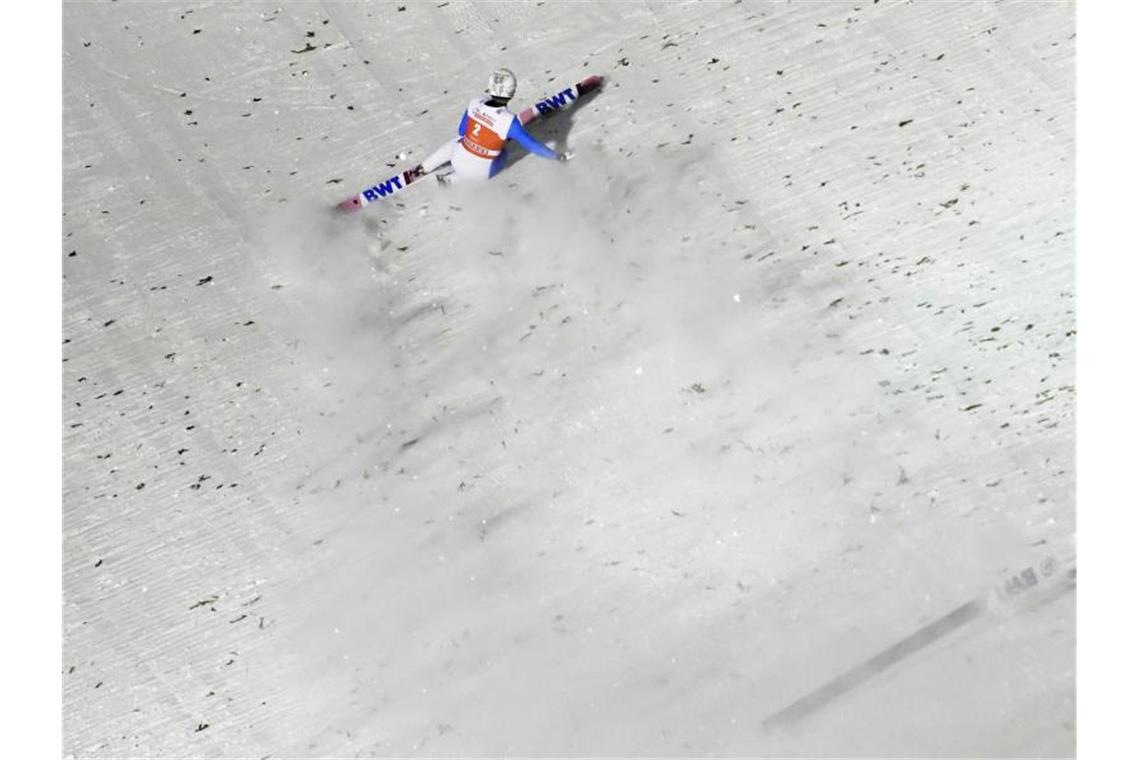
[421,96,558,181]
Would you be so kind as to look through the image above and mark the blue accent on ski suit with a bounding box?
[458,112,557,177]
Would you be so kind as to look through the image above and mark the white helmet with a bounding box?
[486,68,517,100]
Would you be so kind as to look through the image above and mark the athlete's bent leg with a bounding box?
[450,148,496,182]
[420,137,460,174]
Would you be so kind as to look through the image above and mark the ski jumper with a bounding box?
[421,96,558,181]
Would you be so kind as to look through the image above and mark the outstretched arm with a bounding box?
[506,116,558,160]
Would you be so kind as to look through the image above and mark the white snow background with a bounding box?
[62,1,1075,756]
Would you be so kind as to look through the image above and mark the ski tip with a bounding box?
[337,196,364,213]
[579,75,605,93]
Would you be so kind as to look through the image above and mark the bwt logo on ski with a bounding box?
[534,88,577,116]
[362,175,404,202]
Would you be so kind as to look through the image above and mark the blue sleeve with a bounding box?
[507,116,557,160]
[457,112,468,138]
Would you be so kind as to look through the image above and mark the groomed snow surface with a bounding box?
[63,1,1074,757]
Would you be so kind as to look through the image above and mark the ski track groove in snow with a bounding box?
[63,1,1074,757]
